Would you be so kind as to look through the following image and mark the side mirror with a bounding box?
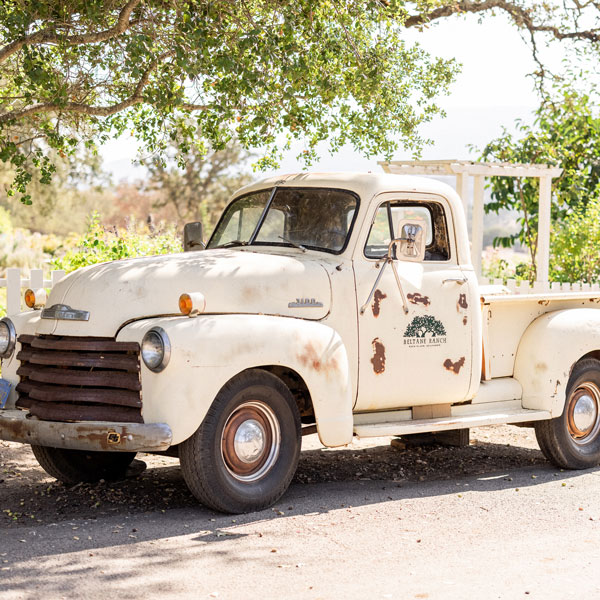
[183,222,205,252]
[388,220,426,262]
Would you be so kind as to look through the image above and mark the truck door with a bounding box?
[353,194,473,411]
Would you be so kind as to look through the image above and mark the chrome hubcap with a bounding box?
[567,383,600,444]
[221,401,281,482]
[233,419,266,464]
[573,394,597,433]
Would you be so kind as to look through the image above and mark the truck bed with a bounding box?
[480,286,600,381]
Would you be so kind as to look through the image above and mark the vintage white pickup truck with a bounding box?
[1,172,599,513]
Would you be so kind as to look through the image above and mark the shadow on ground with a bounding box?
[1,426,599,599]
[0,426,586,532]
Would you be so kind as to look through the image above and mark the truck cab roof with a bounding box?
[236,171,462,206]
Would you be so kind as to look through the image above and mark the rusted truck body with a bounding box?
[1,172,599,513]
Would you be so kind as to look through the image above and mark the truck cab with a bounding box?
[1,172,599,513]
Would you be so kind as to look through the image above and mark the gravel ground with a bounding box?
[1,425,547,527]
[1,425,599,600]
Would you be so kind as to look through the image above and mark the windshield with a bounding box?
[208,187,359,254]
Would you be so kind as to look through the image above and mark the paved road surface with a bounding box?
[1,428,599,600]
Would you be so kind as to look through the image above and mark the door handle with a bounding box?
[442,277,467,285]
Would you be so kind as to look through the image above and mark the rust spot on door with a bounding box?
[457,294,468,310]
[370,338,386,374]
[371,289,387,317]
[407,293,430,307]
[462,316,468,325]
[443,357,465,375]
[297,342,338,376]
[538,299,550,306]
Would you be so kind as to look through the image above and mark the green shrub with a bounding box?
[480,248,533,284]
[52,213,182,273]
[550,195,600,284]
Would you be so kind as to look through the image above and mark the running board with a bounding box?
[353,408,551,438]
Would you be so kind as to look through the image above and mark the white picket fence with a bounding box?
[479,277,600,294]
[1,268,65,316]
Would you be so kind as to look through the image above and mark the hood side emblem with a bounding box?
[288,298,323,308]
[41,304,90,321]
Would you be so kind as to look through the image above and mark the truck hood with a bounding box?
[36,249,332,337]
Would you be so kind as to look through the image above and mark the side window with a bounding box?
[365,201,450,261]
[366,205,391,249]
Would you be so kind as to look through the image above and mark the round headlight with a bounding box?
[141,327,170,372]
[0,318,16,359]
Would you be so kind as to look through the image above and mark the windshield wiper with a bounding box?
[279,235,306,252]
[218,239,248,248]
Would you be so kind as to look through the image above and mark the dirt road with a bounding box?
[1,426,599,599]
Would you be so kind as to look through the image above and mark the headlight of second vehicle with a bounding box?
[0,318,16,359]
[141,327,171,372]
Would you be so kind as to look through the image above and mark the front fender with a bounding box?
[118,315,354,447]
[514,308,600,416]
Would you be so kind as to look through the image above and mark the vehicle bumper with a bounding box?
[0,409,173,452]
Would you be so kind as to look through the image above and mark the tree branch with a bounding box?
[0,0,142,65]
[404,1,600,43]
[180,103,210,111]
[0,49,175,124]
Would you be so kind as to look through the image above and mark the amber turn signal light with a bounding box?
[179,293,193,315]
[178,292,206,317]
[24,288,47,310]
[24,289,35,308]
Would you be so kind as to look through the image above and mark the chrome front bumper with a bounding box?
[0,410,173,452]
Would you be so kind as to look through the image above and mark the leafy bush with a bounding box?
[480,248,534,284]
[52,213,182,273]
[481,249,513,282]
[550,195,600,284]
[479,88,600,280]
[0,228,62,271]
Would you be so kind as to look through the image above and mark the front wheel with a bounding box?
[31,445,137,484]
[179,369,301,514]
[535,358,600,469]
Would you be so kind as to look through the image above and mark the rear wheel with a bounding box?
[180,369,301,514]
[535,358,600,469]
[31,445,137,484]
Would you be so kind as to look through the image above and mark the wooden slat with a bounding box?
[16,334,143,424]
[15,396,33,409]
[27,400,144,424]
[27,336,139,353]
[17,349,139,371]
[16,381,141,408]
[17,365,141,391]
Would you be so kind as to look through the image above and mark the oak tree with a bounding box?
[147,140,252,229]
[2,1,598,204]
[0,0,459,202]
